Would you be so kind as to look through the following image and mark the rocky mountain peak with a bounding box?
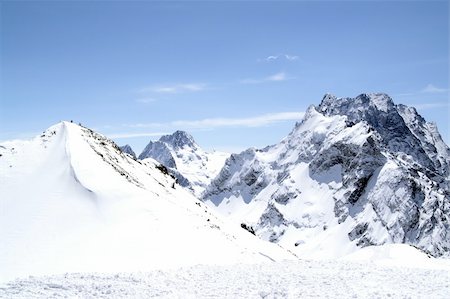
[203,93,450,258]
[317,93,436,173]
[138,141,176,169]
[159,130,197,150]
[318,93,395,117]
[119,144,136,159]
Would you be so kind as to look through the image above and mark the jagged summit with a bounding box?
[319,93,395,115]
[119,144,136,159]
[159,130,198,150]
[203,93,450,258]
[138,130,229,197]
[139,141,176,168]
[316,93,441,174]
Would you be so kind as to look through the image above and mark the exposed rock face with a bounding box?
[139,131,229,196]
[119,144,136,159]
[203,93,450,257]
[139,141,177,169]
[159,130,198,151]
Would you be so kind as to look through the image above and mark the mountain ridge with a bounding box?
[0,121,294,282]
[202,93,450,258]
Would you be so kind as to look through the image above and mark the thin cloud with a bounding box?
[267,72,287,82]
[393,92,415,97]
[240,72,290,84]
[414,102,449,110]
[265,55,279,61]
[139,83,207,94]
[421,84,448,94]
[172,112,304,128]
[136,98,157,104]
[108,132,169,139]
[260,54,299,62]
[394,84,448,98]
[285,54,299,61]
[125,112,304,130]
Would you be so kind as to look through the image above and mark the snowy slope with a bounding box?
[1,244,449,298]
[0,122,294,283]
[139,131,229,196]
[203,93,450,258]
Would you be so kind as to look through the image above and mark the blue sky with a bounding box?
[1,1,448,153]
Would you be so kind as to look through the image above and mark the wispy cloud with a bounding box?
[240,72,291,84]
[124,111,304,131]
[136,98,157,104]
[394,83,449,98]
[414,102,449,110]
[393,92,415,97]
[171,112,304,129]
[260,54,299,62]
[139,83,207,94]
[108,132,169,139]
[266,72,287,81]
[421,84,448,94]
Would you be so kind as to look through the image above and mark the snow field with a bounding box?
[1,258,448,298]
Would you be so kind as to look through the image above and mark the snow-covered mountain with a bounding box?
[0,122,293,282]
[119,144,136,158]
[203,93,450,258]
[139,131,229,196]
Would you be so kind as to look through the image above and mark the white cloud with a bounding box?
[139,83,206,94]
[125,112,304,131]
[108,132,168,139]
[172,112,303,128]
[393,92,415,97]
[136,98,157,104]
[265,55,279,61]
[261,54,299,62]
[240,72,290,84]
[267,72,287,82]
[414,102,449,110]
[285,54,299,61]
[421,84,448,94]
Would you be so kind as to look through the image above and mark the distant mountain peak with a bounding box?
[119,144,136,159]
[139,140,177,168]
[159,130,197,150]
[138,130,229,197]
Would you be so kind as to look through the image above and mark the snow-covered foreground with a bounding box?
[1,254,449,299]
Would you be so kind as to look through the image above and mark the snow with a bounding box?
[139,131,229,197]
[1,115,450,297]
[341,243,450,269]
[203,93,450,258]
[172,146,229,196]
[1,245,449,298]
[0,122,293,283]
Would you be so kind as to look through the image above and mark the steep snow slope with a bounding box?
[0,122,293,283]
[203,93,450,258]
[139,131,229,196]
